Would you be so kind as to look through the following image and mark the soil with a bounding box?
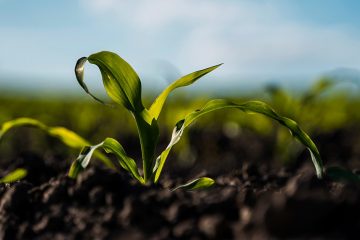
[0,128,360,239]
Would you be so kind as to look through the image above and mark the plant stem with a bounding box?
[133,110,159,183]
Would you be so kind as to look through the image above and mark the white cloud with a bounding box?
[80,0,360,82]
[2,1,359,91]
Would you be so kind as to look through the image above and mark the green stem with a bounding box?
[134,110,159,183]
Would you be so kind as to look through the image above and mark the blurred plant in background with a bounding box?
[1,75,359,178]
[264,77,360,165]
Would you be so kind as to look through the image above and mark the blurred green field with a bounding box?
[1,78,360,176]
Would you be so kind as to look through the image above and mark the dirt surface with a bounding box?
[1,127,360,239]
[0,161,359,239]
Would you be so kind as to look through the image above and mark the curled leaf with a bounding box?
[76,51,144,112]
[75,57,108,105]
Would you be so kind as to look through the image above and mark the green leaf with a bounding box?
[75,57,107,105]
[69,138,144,183]
[0,117,115,169]
[68,144,102,178]
[102,138,144,183]
[0,168,27,183]
[152,119,184,182]
[326,166,360,184]
[75,51,144,112]
[172,177,215,191]
[149,64,222,120]
[0,118,47,138]
[154,99,324,182]
[68,159,83,180]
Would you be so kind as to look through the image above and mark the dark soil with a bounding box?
[0,128,360,239]
[0,162,359,239]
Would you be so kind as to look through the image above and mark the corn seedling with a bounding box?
[1,51,334,189]
[68,51,326,189]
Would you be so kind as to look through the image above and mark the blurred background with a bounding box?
[1,0,360,178]
[1,0,360,93]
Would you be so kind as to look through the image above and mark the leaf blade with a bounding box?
[75,57,107,104]
[149,64,222,119]
[102,138,144,183]
[69,138,144,183]
[154,99,324,182]
[0,117,115,169]
[76,51,144,112]
[0,168,27,184]
[172,177,215,191]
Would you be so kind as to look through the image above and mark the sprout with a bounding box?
[0,51,326,190]
[69,51,324,188]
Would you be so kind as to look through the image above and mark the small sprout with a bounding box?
[69,51,324,186]
[0,50,328,190]
[0,168,27,184]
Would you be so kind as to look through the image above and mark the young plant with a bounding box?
[1,51,336,189]
[66,51,324,189]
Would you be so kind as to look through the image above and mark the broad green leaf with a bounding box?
[154,99,324,182]
[326,166,360,184]
[0,118,115,169]
[149,64,222,120]
[172,177,215,191]
[69,138,144,183]
[0,168,27,183]
[75,51,144,112]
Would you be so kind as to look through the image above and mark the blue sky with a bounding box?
[1,0,360,93]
